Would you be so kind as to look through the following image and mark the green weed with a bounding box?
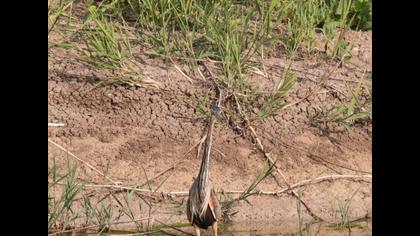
[48,160,85,231]
[310,79,371,131]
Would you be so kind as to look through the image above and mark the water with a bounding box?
[219,220,371,235]
[59,219,371,236]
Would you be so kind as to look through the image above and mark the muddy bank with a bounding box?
[48,28,371,234]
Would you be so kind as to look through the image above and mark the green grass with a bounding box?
[295,187,319,236]
[79,5,133,70]
[328,189,362,231]
[49,0,372,121]
[48,159,85,231]
[48,158,181,234]
[258,58,297,118]
[49,0,372,64]
[324,0,371,30]
[309,78,372,131]
[48,0,74,35]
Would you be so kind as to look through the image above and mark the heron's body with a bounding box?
[186,102,222,236]
[187,184,221,229]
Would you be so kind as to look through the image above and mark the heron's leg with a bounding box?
[212,221,218,236]
[194,224,201,236]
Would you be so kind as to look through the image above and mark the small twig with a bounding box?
[83,184,152,192]
[327,77,366,84]
[196,65,206,81]
[200,61,227,91]
[176,135,207,161]
[250,66,267,77]
[139,166,176,188]
[170,57,193,83]
[140,52,222,64]
[195,135,207,159]
[48,123,65,127]
[163,191,189,196]
[48,139,120,186]
[213,147,226,158]
[281,88,317,110]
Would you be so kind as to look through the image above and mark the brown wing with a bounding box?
[208,189,221,221]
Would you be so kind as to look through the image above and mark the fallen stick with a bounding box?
[83,184,152,192]
[72,174,370,197]
[260,174,371,196]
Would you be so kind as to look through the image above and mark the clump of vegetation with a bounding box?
[48,159,85,231]
[48,158,181,234]
[322,0,372,31]
[258,61,297,118]
[328,189,363,231]
[309,79,372,131]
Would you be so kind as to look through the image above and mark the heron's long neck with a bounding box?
[197,115,216,197]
